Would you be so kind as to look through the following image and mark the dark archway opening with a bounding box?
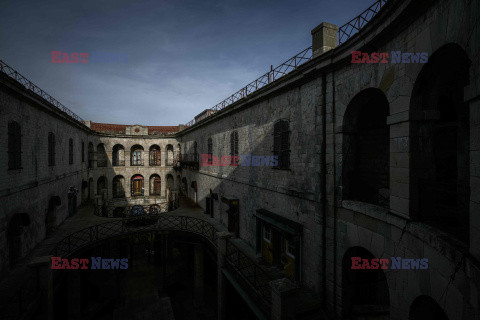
[409,43,471,244]
[7,213,30,266]
[342,246,390,319]
[342,88,390,207]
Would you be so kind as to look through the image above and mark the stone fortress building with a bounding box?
[0,0,479,319]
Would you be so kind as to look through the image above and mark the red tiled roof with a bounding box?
[90,122,179,135]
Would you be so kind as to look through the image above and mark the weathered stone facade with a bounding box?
[0,0,479,318]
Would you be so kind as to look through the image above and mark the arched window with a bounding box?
[230,131,238,163]
[8,121,22,170]
[112,144,125,166]
[88,143,94,168]
[112,175,125,198]
[166,144,174,166]
[150,175,161,195]
[48,132,55,166]
[342,88,389,207]
[149,145,161,166]
[69,138,74,165]
[207,138,213,165]
[131,145,144,166]
[97,176,107,196]
[131,175,144,196]
[273,120,290,170]
[97,144,108,167]
[166,174,174,197]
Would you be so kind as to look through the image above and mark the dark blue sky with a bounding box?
[0,0,373,126]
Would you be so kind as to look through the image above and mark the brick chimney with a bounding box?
[311,22,338,58]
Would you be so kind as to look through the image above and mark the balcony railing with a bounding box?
[178,153,199,170]
[183,0,388,129]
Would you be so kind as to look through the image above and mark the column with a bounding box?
[193,243,204,307]
[311,22,338,58]
[217,231,232,320]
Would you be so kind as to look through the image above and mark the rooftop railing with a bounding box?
[0,60,85,124]
[184,0,388,129]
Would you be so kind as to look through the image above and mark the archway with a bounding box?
[113,175,126,198]
[342,246,390,318]
[112,144,125,166]
[342,88,390,207]
[166,174,174,198]
[409,43,470,243]
[97,176,107,197]
[182,177,188,197]
[7,213,30,266]
[46,196,61,236]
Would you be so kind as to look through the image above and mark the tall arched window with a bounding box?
[131,175,144,196]
[112,144,125,166]
[230,131,238,163]
[149,145,161,166]
[97,144,108,167]
[166,144,174,166]
[69,138,74,165]
[150,174,161,195]
[131,145,144,166]
[8,121,21,170]
[88,142,94,168]
[112,175,125,198]
[207,138,213,165]
[48,132,55,166]
[342,88,389,207]
[273,120,290,170]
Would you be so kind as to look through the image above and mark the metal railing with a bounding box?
[224,239,282,315]
[93,200,178,218]
[0,60,85,124]
[338,0,388,44]
[184,0,388,129]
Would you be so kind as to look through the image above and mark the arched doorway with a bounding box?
[46,196,61,236]
[409,43,470,243]
[342,246,390,318]
[88,178,94,200]
[7,213,30,266]
[409,295,448,320]
[97,176,107,198]
[131,175,144,197]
